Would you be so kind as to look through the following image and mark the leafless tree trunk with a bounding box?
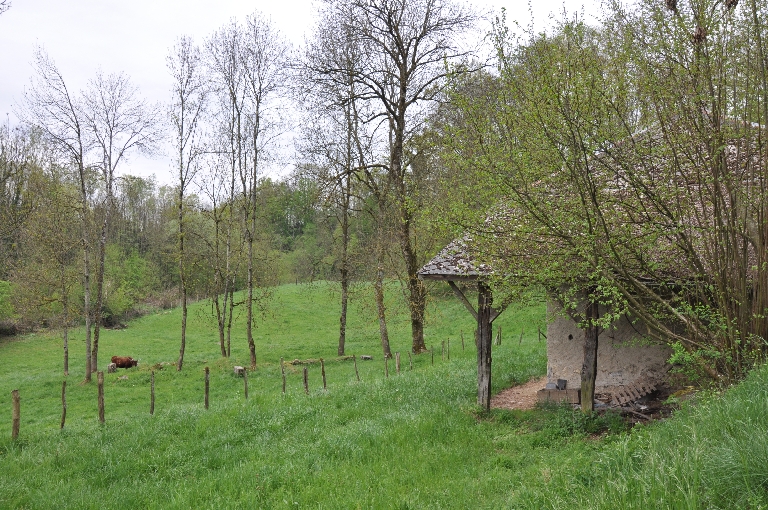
[83,70,160,373]
[168,36,207,371]
[20,48,94,382]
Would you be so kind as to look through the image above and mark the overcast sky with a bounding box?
[0,0,601,184]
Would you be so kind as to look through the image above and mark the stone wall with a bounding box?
[546,300,673,391]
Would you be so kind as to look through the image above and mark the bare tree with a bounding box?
[19,48,95,381]
[206,13,288,368]
[238,12,289,368]
[318,0,477,353]
[0,1,10,15]
[83,70,161,372]
[168,36,208,371]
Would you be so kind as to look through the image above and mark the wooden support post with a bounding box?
[60,380,67,429]
[150,371,155,415]
[353,355,360,382]
[303,367,309,394]
[385,356,389,378]
[395,352,401,374]
[408,351,412,371]
[204,367,210,410]
[280,358,286,394]
[97,371,105,424]
[320,359,326,390]
[477,282,493,411]
[11,389,20,439]
[244,368,249,399]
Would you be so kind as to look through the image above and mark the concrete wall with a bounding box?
[546,300,673,391]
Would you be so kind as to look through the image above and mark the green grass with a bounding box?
[1,281,767,509]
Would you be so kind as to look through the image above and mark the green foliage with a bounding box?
[102,246,161,323]
[0,280,14,321]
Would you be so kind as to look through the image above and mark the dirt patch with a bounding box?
[491,377,547,411]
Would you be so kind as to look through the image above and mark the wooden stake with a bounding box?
[461,330,465,350]
[385,356,389,378]
[97,372,105,424]
[280,358,286,394]
[353,354,360,382]
[431,346,434,365]
[395,352,401,374]
[320,358,326,390]
[519,327,524,345]
[244,368,249,399]
[408,351,412,371]
[447,340,450,361]
[11,389,20,439]
[303,367,309,394]
[204,367,210,410]
[441,341,445,361]
[150,371,155,415]
[60,380,67,429]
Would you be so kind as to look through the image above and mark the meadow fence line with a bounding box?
[6,340,467,439]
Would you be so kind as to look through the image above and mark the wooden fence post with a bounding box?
[97,372,105,424]
[303,367,309,394]
[204,367,210,410]
[353,355,360,382]
[150,371,155,415]
[244,368,249,400]
[60,381,67,429]
[11,389,19,439]
[280,358,286,394]
[320,358,326,390]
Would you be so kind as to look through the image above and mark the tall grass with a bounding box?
[1,281,767,508]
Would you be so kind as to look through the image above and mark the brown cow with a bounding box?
[111,356,138,368]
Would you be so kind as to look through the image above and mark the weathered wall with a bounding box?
[546,300,673,391]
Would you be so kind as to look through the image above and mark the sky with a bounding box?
[0,0,602,184]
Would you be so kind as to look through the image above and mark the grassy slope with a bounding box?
[0,282,552,509]
[1,282,767,509]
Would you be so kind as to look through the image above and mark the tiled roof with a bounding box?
[418,237,492,280]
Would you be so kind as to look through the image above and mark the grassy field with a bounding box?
[1,281,767,509]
